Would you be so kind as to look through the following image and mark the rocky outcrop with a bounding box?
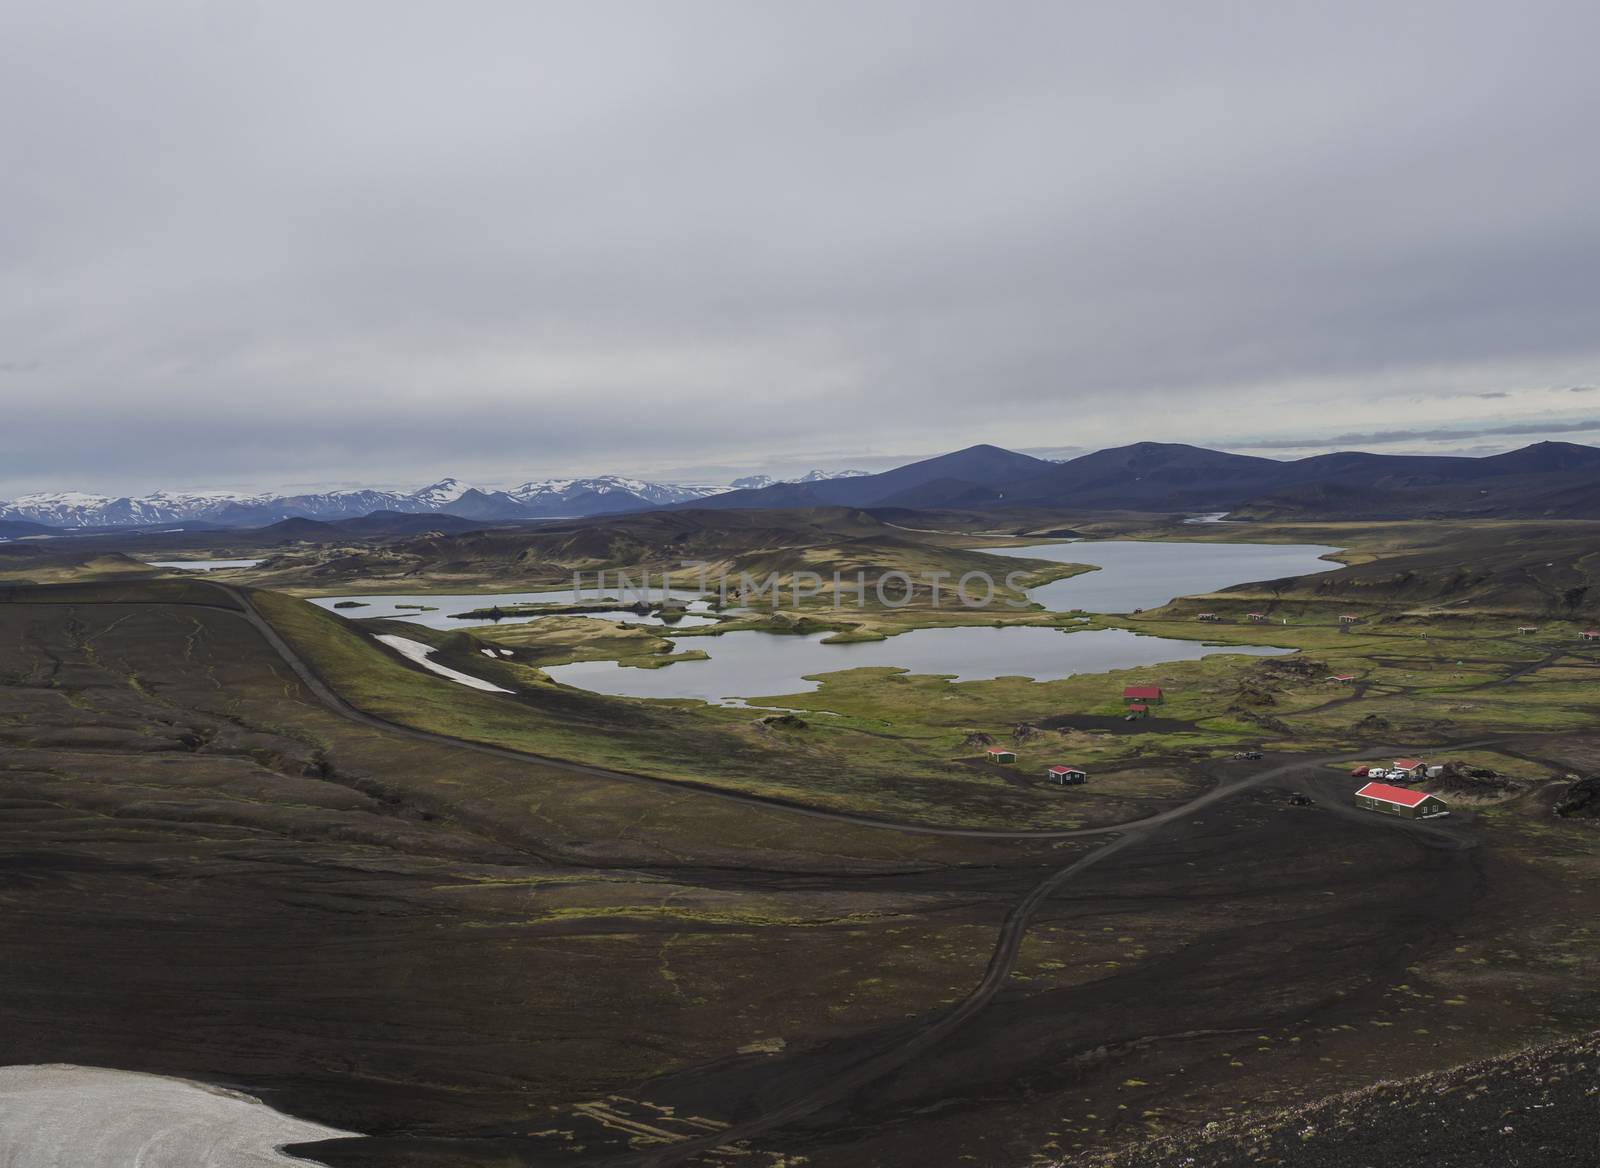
[1554,775,1600,819]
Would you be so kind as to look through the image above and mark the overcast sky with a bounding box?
[3,1,1599,495]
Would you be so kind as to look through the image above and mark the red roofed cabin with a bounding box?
[1123,686,1164,705]
[1339,614,1359,623]
[1326,673,1357,684]
[1047,765,1087,785]
[1355,781,1448,819]
[985,746,1016,764]
[1582,630,1600,641]
[1247,612,1268,623]
[1517,625,1538,634]
[1391,758,1428,780]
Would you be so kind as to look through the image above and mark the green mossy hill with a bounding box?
[0,551,164,586]
[1204,521,1600,620]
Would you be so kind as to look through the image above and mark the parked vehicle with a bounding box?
[1350,765,1370,778]
[1234,750,1264,761]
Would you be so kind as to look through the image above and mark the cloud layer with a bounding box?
[3,1,1599,492]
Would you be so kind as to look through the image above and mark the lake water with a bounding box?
[145,558,265,571]
[987,540,1341,613]
[320,539,1338,706]
[309,588,717,629]
[543,625,1288,705]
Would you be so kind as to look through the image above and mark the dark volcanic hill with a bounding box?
[253,518,342,540]
[387,507,897,572]
[0,518,56,538]
[327,510,495,536]
[253,513,502,539]
[1003,442,1288,509]
[682,445,1057,510]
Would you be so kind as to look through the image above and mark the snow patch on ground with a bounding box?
[376,635,514,693]
[145,559,265,571]
[0,1064,355,1167]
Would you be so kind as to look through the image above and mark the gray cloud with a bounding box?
[2,1,1600,493]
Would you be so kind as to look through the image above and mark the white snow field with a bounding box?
[374,634,514,692]
[0,1064,355,1167]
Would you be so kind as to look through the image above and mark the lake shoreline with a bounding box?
[313,537,1345,705]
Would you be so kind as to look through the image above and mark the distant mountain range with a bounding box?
[0,471,862,529]
[10,443,1600,529]
[679,440,1600,520]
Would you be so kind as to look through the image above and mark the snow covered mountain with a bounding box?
[728,469,869,490]
[0,490,257,528]
[509,476,720,509]
[407,478,477,508]
[0,475,727,528]
[0,469,869,529]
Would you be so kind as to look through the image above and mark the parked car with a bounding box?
[1367,768,1389,780]
[1350,765,1370,778]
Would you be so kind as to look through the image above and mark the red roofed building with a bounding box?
[1582,631,1600,641]
[1392,758,1427,778]
[1326,673,1357,684]
[985,746,1016,763]
[1247,612,1268,622]
[1518,625,1538,634]
[1123,686,1163,704]
[1355,781,1448,819]
[1046,765,1087,785]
